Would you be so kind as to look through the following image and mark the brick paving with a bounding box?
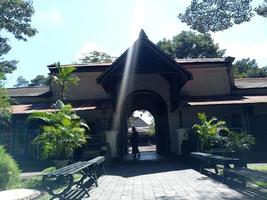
[88,156,265,200]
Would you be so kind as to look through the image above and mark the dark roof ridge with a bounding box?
[175,57,235,64]
[97,29,193,83]
[7,86,50,90]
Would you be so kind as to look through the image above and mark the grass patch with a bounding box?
[19,176,43,190]
[253,181,267,188]
[18,166,84,199]
[248,164,267,172]
[247,164,267,188]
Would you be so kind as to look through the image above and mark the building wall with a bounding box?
[51,72,109,101]
[120,73,171,109]
[50,63,233,101]
[246,104,267,157]
[181,64,232,96]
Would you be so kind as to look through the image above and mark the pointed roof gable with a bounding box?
[97,30,192,90]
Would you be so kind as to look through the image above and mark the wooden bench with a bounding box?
[224,167,267,186]
[191,152,240,175]
[42,156,105,200]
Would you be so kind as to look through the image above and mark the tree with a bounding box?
[0,0,37,79]
[79,51,114,63]
[0,0,36,128]
[178,0,267,33]
[13,76,29,87]
[157,31,225,58]
[29,75,49,87]
[0,86,11,127]
[255,0,267,17]
[52,63,79,100]
[233,58,267,78]
[0,72,10,127]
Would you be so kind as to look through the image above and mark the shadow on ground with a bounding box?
[107,155,187,177]
[99,154,267,200]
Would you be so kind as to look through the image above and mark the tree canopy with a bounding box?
[29,75,49,87]
[13,76,29,87]
[0,0,37,78]
[233,58,267,78]
[178,0,267,33]
[13,75,49,87]
[157,31,225,58]
[79,51,114,63]
[0,0,36,128]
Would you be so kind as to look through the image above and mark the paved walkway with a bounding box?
[0,189,41,200]
[88,156,265,200]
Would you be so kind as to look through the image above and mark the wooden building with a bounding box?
[2,30,267,161]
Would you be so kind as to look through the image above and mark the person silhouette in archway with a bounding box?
[131,127,140,158]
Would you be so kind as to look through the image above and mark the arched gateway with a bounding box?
[97,30,192,157]
[120,90,169,156]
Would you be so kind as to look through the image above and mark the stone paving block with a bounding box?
[87,159,263,200]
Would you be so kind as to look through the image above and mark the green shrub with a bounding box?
[42,166,56,174]
[20,176,43,190]
[192,113,255,155]
[0,145,20,190]
[192,113,228,150]
[225,131,255,154]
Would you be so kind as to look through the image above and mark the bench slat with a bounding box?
[225,168,267,183]
[191,152,240,165]
[47,162,95,177]
[88,156,105,165]
[43,156,105,200]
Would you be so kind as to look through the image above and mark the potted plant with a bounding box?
[192,113,228,152]
[28,100,89,167]
[224,131,255,166]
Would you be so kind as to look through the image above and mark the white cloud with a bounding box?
[74,42,113,60]
[39,9,63,24]
[222,41,267,61]
[160,23,189,40]
[213,35,267,66]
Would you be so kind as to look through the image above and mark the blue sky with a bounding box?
[4,0,267,87]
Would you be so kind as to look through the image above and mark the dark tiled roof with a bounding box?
[7,86,51,97]
[54,63,112,68]
[129,117,148,127]
[11,100,112,114]
[180,95,267,106]
[235,78,267,89]
[97,30,192,87]
[175,57,235,64]
[47,63,111,73]
[47,57,234,72]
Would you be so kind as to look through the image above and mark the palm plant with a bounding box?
[52,63,79,100]
[225,131,255,154]
[27,100,89,160]
[193,113,228,150]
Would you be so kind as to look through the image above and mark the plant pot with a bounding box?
[53,160,69,168]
